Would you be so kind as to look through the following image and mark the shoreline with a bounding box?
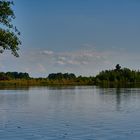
[0,79,140,88]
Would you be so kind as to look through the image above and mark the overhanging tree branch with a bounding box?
[0,0,21,57]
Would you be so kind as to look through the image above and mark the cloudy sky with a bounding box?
[1,0,140,77]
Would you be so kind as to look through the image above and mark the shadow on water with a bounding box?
[0,85,83,91]
[99,87,140,112]
[116,88,121,111]
[98,82,140,88]
[0,85,30,90]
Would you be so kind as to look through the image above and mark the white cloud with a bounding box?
[41,50,54,55]
[39,48,110,68]
[67,60,79,65]
[57,60,65,65]
[58,56,66,61]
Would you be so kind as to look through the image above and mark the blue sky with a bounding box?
[1,0,140,77]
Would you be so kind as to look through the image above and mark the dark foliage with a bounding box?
[48,73,76,80]
[0,72,30,80]
[96,65,140,83]
[0,0,21,56]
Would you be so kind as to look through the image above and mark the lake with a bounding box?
[0,86,140,140]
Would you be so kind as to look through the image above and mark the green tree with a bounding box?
[115,64,121,71]
[0,0,21,57]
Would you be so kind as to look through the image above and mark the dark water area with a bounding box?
[0,86,140,139]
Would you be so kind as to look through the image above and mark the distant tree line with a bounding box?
[47,73,94,85]
[0,72,30,80]
[48,73,76,80]
[95,64,140,84]
[1,64,140,86]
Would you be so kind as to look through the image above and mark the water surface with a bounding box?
[0,86,140,140]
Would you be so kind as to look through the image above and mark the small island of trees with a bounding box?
[95,64,140,87]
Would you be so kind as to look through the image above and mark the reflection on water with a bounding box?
[0,85,30,90]
[116,88,121,111]
[0,86,140,139]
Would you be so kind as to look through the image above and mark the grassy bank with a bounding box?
[0,79,140,89]
[0,78,94,87]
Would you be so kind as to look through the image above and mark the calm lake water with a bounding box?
[0,86,140,140]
